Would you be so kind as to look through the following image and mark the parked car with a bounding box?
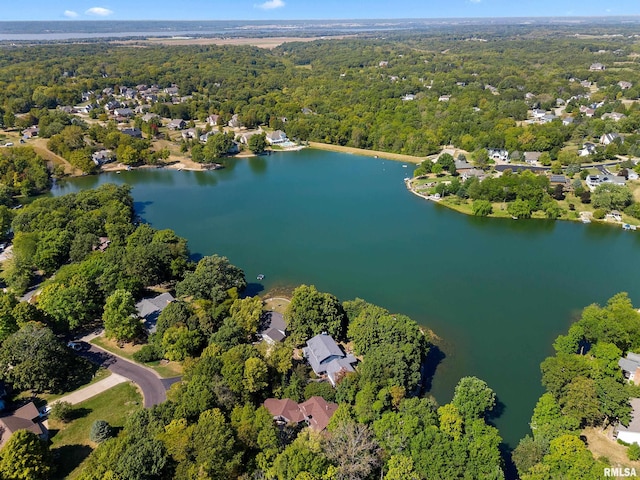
[66,341,83,351]
[4,142,13,147]
[38,405,51,418]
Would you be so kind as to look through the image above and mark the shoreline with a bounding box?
[404,177,637,230]
[308,142,424,164]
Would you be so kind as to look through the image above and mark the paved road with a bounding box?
[78,345,170,408]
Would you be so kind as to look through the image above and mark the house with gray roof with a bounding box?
[619,352,640,384]
[303,333,357,386]
[136,292,175,334]
[259,311,286,344]
[266,130,288,145]
[168,119,186,130]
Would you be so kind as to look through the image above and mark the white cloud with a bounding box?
[64,10,79,18]
[256,0,285,10]
[85,7,114,16]
[469,0,481,3]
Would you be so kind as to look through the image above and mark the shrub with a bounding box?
[90,419,114,443]
[304,381,336,402]
[50,401,73,423]
[624,203,640,220]
[472,200,493,217]
[133,344,163,363]
[593,209,605,219]
[628,442,640,461]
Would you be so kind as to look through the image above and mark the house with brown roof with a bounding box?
[263,396,338,431]
[0,402,48,447]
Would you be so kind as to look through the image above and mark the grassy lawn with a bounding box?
[263,296,291,314]
[50,382,142,480]
[91,336,183,378]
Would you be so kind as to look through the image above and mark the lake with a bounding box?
[53,148,640,447]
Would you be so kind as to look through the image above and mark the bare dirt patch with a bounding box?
[583,427,640,469]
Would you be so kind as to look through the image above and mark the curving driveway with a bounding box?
[78,343,179,408]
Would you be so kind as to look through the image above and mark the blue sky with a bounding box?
[1,0,639,22]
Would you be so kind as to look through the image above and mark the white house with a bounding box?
[601,133,622,146]
[266,130,288,145]
[615,398,640,445]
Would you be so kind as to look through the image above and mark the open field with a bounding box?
[118,35,352,48]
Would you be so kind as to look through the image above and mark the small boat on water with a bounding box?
[402,164,408,168]
[623,224,636,231]
[257,274,265,280]
[582,218,591,224]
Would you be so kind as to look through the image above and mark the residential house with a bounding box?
[590,63,606,71]
[402,94,416,101]
[263,398,305,424]
[92,150,114,166]
[602,112,626,122]
[531,109,547,120]
[488,149,509,162]
[524,152,542,164]
[228,114,241,128]
[578,143,597,157]
[626,170,639,181]
[120,128,142,138]
[207,114,220,126]
[239,131,261,145]
[141,113,160,123]
[199,131,215,143]
[104,100,121,112]
[259,311,286,344]
[301,108,313,115]
[541,114,557,124]
[136,292,175,334]
[454,160,473,172]
[181,128,199,140]
[618,81,633,90]
[600,133,621,146]
[378,61,388,67]
[164,86,179,96]
[620,354,640,384]
[586,174,626,191]
[93,237,111,252]
[580,80,592,88]
[299,397,339,431]
[485,84,499,95]
[167,119,186,131]
[615,398,640,445]
[303,333,357,386]
[113,108,134,118]
[549,175,568,184]
[266,130,288,145]
[438,95,451,102]
[21,126,39,139]
[562,117,575,126]
[0,402,48,448]
[461,168,486,181]
[263,396,338,431]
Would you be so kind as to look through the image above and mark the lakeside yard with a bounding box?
[406,173,640,228]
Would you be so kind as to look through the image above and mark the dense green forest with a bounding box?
[1,28,640,158]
